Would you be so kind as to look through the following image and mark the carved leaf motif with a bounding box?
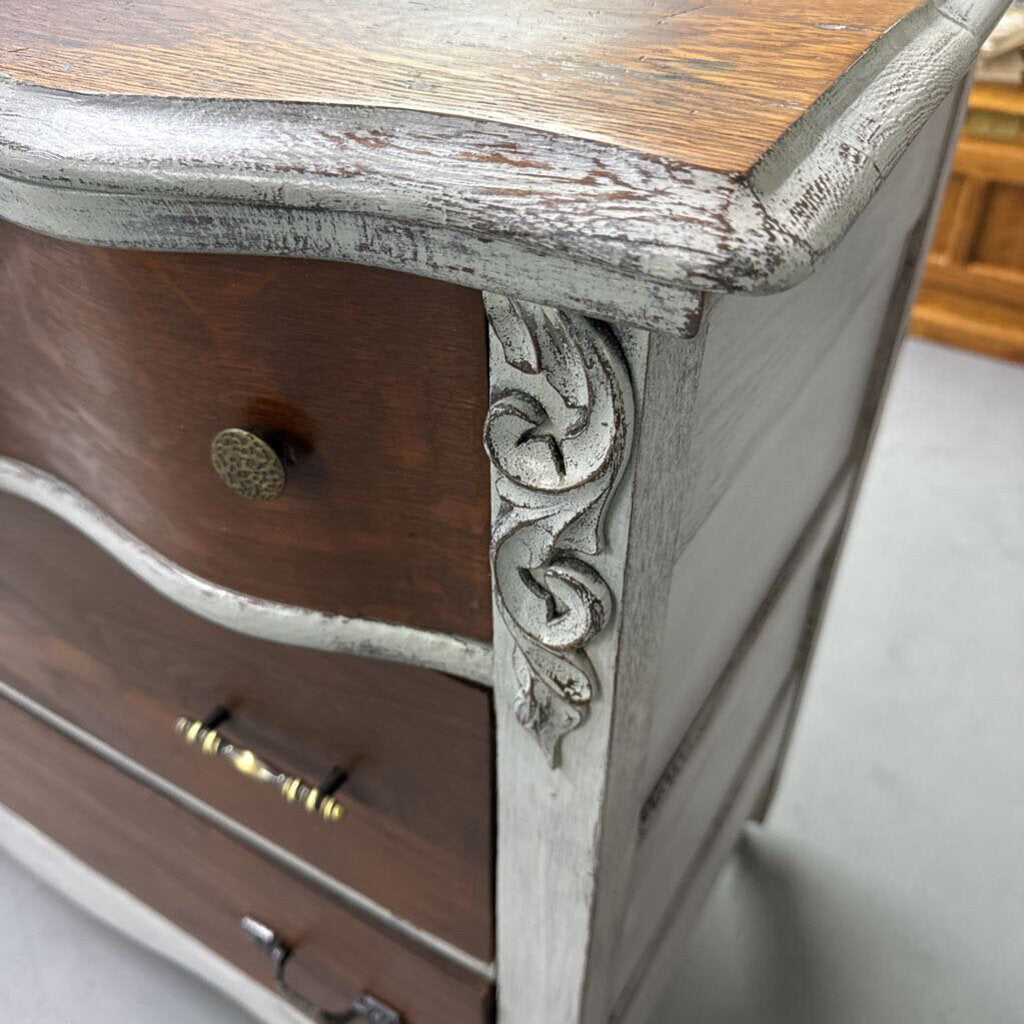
[512,646,587,769]
[483,293,635,767]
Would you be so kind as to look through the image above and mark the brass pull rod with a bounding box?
[175,709,345,823]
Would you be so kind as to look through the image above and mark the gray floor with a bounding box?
[1,339,1022,1023]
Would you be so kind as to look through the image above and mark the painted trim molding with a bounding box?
[0,1,1005,333]
[0,458,493,685]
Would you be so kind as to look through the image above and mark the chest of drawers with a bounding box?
[0,3,1007,1023]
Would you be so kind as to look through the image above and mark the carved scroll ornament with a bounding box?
[483,294,635,767]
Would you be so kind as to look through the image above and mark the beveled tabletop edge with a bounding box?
[0,0,1004,331]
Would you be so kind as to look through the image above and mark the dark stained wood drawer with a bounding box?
[0,697,493,1024]
[0,219,492,640]
[0,489,494,961]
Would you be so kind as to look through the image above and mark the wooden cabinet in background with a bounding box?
[911,82,1024,363]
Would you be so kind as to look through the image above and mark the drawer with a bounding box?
[0,219,492,640]
[0,488,494,960]
[0,696,493,1024]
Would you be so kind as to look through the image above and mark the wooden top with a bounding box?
[0,0,1007,316]
[0,0,936,174]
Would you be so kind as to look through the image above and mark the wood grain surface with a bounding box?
[0,698,493,1024]
[0,488,494,960]
[0,4,1001,318]
[0,219,493,640]
[0,0,924,173]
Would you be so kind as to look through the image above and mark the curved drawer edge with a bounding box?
[0,457,494,686]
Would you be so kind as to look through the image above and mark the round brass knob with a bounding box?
[210,428,286,501]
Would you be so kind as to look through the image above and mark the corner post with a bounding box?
[485,293,707,1023]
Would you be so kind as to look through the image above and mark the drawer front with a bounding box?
[0,218,492,640]
[0,489,494,960]
[0,697,493,1024]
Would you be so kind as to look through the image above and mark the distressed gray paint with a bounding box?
[0,1,1004,335]
[0,458,493,685]
[483,295,636,766]
[609,690,796,1024]
[618,475,852,999]
[610,71,974,1024]
[491,305,711,1023]
[638,87,959,800]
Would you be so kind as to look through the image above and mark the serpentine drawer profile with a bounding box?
[0,488,495,960]
[0,3,1006,1024]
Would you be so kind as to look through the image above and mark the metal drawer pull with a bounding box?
[210,427,288,501]
[242,916,403,1024]
[175,707,345,822]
